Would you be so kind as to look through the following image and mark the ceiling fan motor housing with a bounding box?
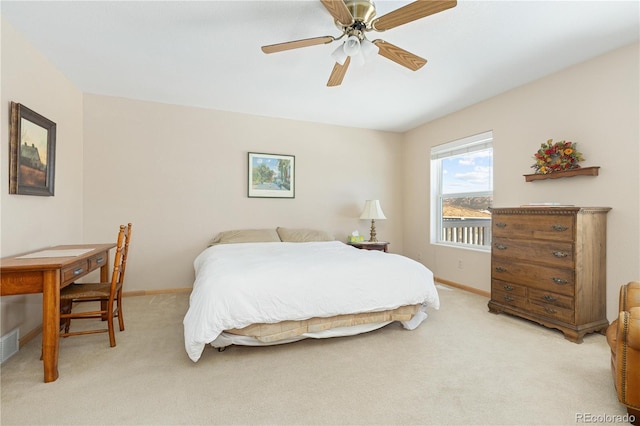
[343,0,377,26]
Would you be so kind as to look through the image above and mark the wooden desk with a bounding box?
[0,243,115,383]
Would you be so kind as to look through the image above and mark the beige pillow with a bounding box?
[276,227,335,242]
[209,229,281,246]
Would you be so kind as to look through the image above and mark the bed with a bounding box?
[183,228,440,362]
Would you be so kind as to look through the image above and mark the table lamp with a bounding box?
[360,199,386,242]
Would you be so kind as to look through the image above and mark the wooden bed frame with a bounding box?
[227,304,421,343]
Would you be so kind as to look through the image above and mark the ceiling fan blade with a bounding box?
[327,57,351,87]
[374,40,427,71]
[261,36,334,54]
[320,0,354,26]
[372,0,457,31]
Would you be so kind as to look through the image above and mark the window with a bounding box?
[431,131,493,250]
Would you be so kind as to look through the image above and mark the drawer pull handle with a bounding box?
[503,285,514,291]
[495,222,507,228]
[552,277,568,285]
[73,267,84,275]
[551,224,568,232]
[543,295,557,302]
[543,306,557,314]
[552,251,569,258]
[96,257,104,264]
[495,244,507,250]
[504,295,514,302]
[495,266,507,273]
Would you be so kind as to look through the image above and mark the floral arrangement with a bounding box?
[531,139,584,174]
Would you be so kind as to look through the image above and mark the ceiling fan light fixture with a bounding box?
[350,50,366,66]
[343,35,361,56]
[331,42,349,65]
[360,38,379,60]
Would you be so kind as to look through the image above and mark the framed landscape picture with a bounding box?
[248,152,295,198]
[9,102,56,196]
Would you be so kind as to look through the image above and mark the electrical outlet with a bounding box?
[417,252,422,261]
[458,260,464,269]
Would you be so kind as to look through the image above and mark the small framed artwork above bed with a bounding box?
[248,152,295,198]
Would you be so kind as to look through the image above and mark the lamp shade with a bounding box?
[360,200,386,220]
[331,43,348,65]
[343,35,361,56]
[360,39,379,60]
[331,36,377,67]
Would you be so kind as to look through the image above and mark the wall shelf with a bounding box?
[524,166,600,182]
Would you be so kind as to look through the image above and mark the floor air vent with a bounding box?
[0,328,19,363]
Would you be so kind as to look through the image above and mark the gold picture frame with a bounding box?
[9,102,56,196]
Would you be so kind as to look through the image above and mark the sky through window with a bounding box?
[442,148,493,194]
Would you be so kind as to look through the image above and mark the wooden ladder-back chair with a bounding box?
[60,223,132,347]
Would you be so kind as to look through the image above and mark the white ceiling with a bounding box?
[2,1,638,133]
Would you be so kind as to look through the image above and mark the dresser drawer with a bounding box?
[62,260,90,285]
[492,214,574,242]
[529,300,574,324]
[492,288,527,310]
[492,259,574,296]
[492,237,574,268]
[491,279,526,297]
[529,288,574,310]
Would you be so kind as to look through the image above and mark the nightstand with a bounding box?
[348,241,389,252]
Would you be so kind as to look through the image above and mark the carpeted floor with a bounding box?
[0,285,627,425]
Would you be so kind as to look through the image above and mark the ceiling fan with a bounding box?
[261,0,457,87]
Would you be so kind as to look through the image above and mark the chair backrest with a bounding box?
[109,223,132,295]
[621,281,640,312]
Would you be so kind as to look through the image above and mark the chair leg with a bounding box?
[107,310,116,347]
[60,299,73,334]
[100,300,108,321]
[117,291,125,331]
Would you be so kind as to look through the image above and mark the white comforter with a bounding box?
[183,241,439,361]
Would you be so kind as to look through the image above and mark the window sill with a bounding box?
[432,241,491,253]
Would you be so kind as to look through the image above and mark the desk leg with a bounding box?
[100,253,110,282]
[41,270,60,383]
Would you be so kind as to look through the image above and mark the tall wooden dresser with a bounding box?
[488,206,611,342]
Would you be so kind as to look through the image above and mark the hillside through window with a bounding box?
[431,131,493,250]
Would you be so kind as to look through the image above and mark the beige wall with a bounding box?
[403,42,640,321]
[81,95,404,293]
[0,19,84,336]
